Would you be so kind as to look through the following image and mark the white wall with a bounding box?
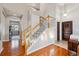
[27,28,57,54]
[4,16,21,41]
[27,4,57,54]
[0,6,4,52]
[55,4,64,40]
[61,4,79,35]
[68,6,79,35]
[31,14,39,28]
[43,4,57,41]
[55,4,79,40]
[0,7,2,51]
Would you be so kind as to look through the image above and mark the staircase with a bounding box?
[29,19,48,45]
[24,16,53,54]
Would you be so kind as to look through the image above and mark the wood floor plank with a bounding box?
[0,41,70,56]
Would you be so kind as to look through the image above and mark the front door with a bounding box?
[62,21,73,41]
[9,21,20,40]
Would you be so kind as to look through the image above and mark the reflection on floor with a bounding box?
[0,39,25,56]
[11,39,20,48]
[27,44,69,56]
[0,40,70,56]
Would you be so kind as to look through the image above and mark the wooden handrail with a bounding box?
[23,15,52,48]
[40,16,46,20]
[23,16,47,34]
[23,15,52,34]
[31,23,40,32]
[23,15,52,39]
[40,15,53,20]
[23,25,31,32]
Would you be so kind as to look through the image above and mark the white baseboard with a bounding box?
[3,40,9,42]
[27,43,53,55]
[0,47,3,54]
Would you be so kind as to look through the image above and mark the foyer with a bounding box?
[0,3,79,56]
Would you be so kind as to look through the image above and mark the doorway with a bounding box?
[62,21,73,41]
[57,22,60,41]
[9,21,20,40]
[9,21,21,48]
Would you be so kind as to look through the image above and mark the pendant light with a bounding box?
[63,4,67,17]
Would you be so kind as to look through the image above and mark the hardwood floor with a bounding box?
[0,40,70,56]
[0,40,25,56]
[27,44,69,56]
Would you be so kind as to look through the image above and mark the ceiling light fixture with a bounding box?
[63,13,67,16]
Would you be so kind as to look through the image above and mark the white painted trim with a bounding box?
[0,47,3,54]
[60,22,62,41]
[27,42,53,55]
[3,39,9,42]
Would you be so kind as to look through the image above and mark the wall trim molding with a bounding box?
[0,47,3,54]
[3,39,9,42]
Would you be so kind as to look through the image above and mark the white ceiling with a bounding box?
[0,3,40,17]
[0,3,79,18]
